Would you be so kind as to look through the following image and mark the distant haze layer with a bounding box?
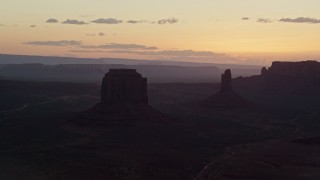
[0,54,261,83]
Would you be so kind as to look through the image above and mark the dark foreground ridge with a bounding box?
[195,137,320,180]
[77,69,169,126]
[203,69,250,108]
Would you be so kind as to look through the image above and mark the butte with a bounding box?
[203,69,250,108]
[77,69,170,126]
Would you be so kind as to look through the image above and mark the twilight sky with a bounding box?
[1,0,320,65]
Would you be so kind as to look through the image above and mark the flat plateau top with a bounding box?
[106,69,143,78]
[109,69,137,72]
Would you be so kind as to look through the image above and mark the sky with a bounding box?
[1,0,320,65]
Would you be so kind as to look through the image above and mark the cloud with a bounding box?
[86,32,105,37]
[86,33,96,36]
[98,32,105,36]
[62,19,87,25]
[70,48,240,63]
[30,25,36,28]
[158,18,179,24]
[46,18,59,23]
[91,18,123,24]
[127,18,178,24]
[127,20,147,24]
[71,49,222,57]
[108,50,222,57]
[24,40,82,46]
[242,17,250,20]
[110,50,240,63]
[64,53,78,57]
[257,18,272,23]
[279,17,320,24]
[80,43,158,50]
[70,50,106,53]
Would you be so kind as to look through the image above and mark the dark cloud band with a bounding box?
[24,40,82,46]
[158,18,179,24]
[257,18,272,23]
[279,17,320,24]
[80,43,158,50]
[46,18,59,23]
[62,19,87,25]
[91,18,123,24]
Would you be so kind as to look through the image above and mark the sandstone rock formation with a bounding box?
[77,69,169,126]
[261,67,267,76]
[261,60,320,79]
[203,69,249,108]
[221,69,232,92]
[100,69,148,105]
[259,61,320,89]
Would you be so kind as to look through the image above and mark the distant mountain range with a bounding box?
[0,54,261,68]
[0,54,262,83]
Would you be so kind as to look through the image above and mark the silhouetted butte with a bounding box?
[77,69,169,126]
[100,69,148,105]
[203,69,250,108]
